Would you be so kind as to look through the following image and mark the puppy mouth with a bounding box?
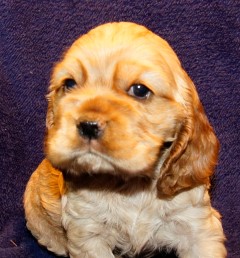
[47,122,175,178]
[52,141,157,179]
[60,151,132,178]
[75,151,114,173]
[46,105,176,177]
[81,138,104,153]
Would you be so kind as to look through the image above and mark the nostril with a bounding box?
[77,121,101,140]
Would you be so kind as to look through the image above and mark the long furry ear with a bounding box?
[44,89,56,156]
[45,62,63,130]
[45,90,55,129]
[157,72,220,196]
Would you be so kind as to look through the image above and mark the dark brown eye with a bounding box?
[128,84,151,99]
[63,78,77,90]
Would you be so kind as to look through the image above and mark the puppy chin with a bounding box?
[46,150,114,174]
[72,153,116,175]
[47,148,156,180]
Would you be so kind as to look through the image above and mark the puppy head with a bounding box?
[45,22,219,195]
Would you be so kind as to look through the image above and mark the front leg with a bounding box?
[175,209,227,258]
[62,195,117,258]
[65,220,116,258]
[67,239,115,258]
[24,160,68,256]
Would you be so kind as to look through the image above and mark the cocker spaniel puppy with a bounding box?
[24,22,226,258]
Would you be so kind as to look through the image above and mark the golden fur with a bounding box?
[24,22,226,257]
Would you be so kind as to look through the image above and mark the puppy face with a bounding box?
[45,22,219,194]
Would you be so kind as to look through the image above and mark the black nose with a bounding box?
[77,121,101,140]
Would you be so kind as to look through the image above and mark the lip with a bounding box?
[80,138,103,153]
[74,139,107,163]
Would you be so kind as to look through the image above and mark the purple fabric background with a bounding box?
[0,1,239,257]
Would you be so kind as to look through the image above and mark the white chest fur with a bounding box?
[61,184,212,257]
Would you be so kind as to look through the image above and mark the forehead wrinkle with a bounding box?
[113,57,177,97]
[113,60,149,83]
[62,46,115,89]
[84,57,117,89]
[62,23,179,94]
[51,55,87,91]
[73,52,122,90]
[69,24,157,73]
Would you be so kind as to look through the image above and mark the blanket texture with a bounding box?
[0,1,239,257]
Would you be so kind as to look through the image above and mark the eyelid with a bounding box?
[127,83,152,100]
[129,80,154,93]
[62,78,77,90]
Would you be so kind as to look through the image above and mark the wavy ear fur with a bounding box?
[45,62,63,130]
[46,90,55,129]
[158,71,220,196]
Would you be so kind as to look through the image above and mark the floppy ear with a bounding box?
[157,71,220,196]
[45,90,55,129]
[45,62,63,130]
